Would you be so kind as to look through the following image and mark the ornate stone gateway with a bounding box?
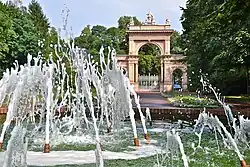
[117,12,187,92]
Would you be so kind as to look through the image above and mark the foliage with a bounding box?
[117,16,141,30]
[138,44,161,75]
[168,95,218,108]
[28,0,49,38]
[181,0,250,95]
[171,30,184,54]
[74,16,142,61]
[0,2,40,76]
[28,0,53,58]
[0,3,15,74]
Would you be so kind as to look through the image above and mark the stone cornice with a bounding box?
[127,29,174,33]
[117,54,185,59]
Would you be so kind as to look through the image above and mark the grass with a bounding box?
[162,91,219,108]
[27,132,250,167]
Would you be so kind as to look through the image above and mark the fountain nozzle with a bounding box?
[144,133,150,143]
[134,138,139,146]
[0,142,3,151]
[44,144,50,153]
[241,160,250,167]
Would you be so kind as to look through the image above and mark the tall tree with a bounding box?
[117,16,141,30]
[181,0,250,94]
[28,0,51,59]
[171,31,184,54]
[91,25,107,37]
[0,2,15,75]
[106,27,122,53]
[118,16,141,54]
[28,0,49,38]
[75,25,92,49]
[0,2,40,77]
[75,25,102,62]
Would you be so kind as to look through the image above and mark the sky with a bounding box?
[2,0,187,36]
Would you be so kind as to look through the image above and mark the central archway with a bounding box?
[138,43,161,91]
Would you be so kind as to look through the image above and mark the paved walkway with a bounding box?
[134,91,173,108]
[0,143,161,166]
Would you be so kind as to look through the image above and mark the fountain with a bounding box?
[199,75,250,166]
[155,129,188,167]
[0,35,150,166]
[145,107,152,126]
[2,126,27,167]
[0,28,250,167]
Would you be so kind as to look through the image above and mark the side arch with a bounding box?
[171,67,188,90]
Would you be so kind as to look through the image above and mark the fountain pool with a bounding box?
[0,38,250,167]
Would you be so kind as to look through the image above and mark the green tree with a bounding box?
[0,2,15,75]
[117,16,141,30]
[28,0,50,58]
[91,25,106,37]
[75,16,142,57]
[106,27,122,53]
[171,31,184,54]
[75,25,92,49]
[28,0,49,38]
[42,27,60,60]
[181,0,250,94]
[74,25,103,62]
[138,44,160,75]
[118,16,141,54]
[0,2,40,76]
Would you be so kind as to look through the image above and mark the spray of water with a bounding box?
[0,41,148,167]
[155,129,189,167]
[194,111,244,160]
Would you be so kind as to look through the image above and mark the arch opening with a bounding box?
[172,68,183,90]
[138,43,161,91]
[138,43,161,75]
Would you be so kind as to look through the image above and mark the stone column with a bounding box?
[160,56,165,92]
[129,40,133,55]
[164,39,170,55]
[134,62,139,90]
[135,63,138,82]
[128,62,134,83]
[128,56,139,90]
[160,59,164,83]
[182,71,188,90]
[163,65,172,92]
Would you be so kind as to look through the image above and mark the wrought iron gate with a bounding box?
[138,74,159,90]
